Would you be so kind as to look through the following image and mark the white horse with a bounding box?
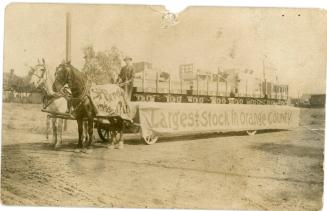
[29,59,70,149]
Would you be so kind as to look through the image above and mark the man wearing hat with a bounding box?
[117,56,135,100]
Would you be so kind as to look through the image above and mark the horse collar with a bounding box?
[66,67,72,85]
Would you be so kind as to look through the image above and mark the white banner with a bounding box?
[89,84,134,121]
[137,102,300,138]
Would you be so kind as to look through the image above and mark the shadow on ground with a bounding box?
[2,129,289,151]
[252,142,324,159]
[156,129,287,143]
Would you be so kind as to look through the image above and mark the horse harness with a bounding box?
[42,88,72,110]
[62,67,92,113]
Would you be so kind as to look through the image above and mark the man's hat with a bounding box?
[123,56,133,62]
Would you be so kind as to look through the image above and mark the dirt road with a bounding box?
[1,103,324,210]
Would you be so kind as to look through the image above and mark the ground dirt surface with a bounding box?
[1,103,324,210]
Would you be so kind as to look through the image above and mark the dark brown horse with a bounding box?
[53,62,95,152]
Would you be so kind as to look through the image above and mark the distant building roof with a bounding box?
[133,62,152,73]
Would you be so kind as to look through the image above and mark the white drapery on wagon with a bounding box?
[135,102,300,142]
[89,84,135,121]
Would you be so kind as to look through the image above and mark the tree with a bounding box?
[82,45,124,84]
[217,71,229,82]
[159,71,170,81]
[4,68,36,92]
[82,45,100,80]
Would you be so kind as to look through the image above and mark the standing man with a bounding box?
[117,56,135,100]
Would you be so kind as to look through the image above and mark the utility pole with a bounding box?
[180,76,183,94]
[196,70,199,99]
[206,74,209,96]
[245,79,248,97]
[262,57,267,98]
[216,67,219,96]
[65,12,71,62]
[142,70,145,92]
[168,73,171,102]
[168,73,171,94]
[156,72,159,93]
[297,90,300,106]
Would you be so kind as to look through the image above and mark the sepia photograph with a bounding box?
[1,3,326,211]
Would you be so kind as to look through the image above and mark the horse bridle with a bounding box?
[55,63,91,112]
[33,67,52,109]
[32,70,44,79]
[33,64,47,77]
[31,65,47,88]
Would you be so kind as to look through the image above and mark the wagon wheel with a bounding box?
[97,127,111,142]
[143,135,159,145]
[246,130,257,136]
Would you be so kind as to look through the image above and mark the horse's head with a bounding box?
[29,58,47,88]
[53,61,71,92]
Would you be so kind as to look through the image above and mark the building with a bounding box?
[298,94,312,107]
[133,62,152,74]
[310,94,325,107]
[179,64,195,81]
[296,93,325,107]
[133,61,173,93]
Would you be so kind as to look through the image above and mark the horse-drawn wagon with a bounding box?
[29,60,300,150]
[29,60,157,149]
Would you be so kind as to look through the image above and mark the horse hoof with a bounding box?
[85,148,93,154]
[107,145,115,150]
[81,148,88,153]
[116,143,124,149]
[74,148,81,153]
[54,144,61,150]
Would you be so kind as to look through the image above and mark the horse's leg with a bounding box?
[117,120,124,149]
[46,115,50,140]
[88,117,93,145]
[54,118,63,149]
[52,118,58,149]
[63,119,68,131]
[85,98,94,151]
[87,118,93,148]
[108,129,116,150]
[83,120,88,145]
[75,118,84,153]
[59,118,63,143]
[117,130,124,149]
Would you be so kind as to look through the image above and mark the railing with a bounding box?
[133,78,288,100]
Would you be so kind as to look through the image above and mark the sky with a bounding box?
[3,3,327,97]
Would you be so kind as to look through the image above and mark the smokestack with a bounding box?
[65,12,71,62]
